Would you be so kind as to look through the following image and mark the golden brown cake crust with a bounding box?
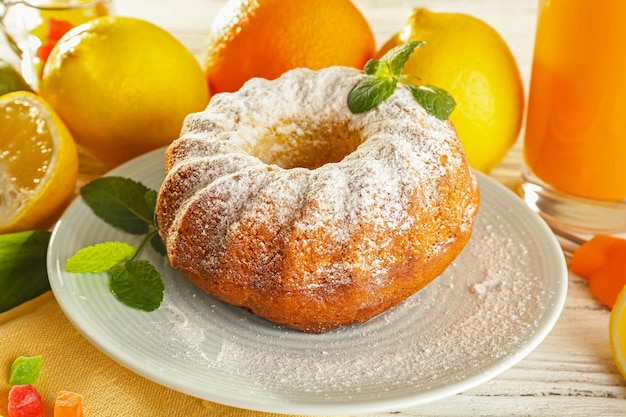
[156,67,480,333]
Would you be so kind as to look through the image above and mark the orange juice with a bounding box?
[524,0,626,202]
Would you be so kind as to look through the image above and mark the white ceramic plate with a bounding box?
[48,147,568,415]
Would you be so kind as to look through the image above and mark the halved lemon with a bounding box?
[610,286,626,379]
[0,91,78,233]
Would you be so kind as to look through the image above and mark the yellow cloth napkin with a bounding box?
[0,292,321,417]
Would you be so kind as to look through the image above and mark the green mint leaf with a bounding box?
[9,355,43,385]
[410,84,457,120]
[348,40,455,120]
[363,58,381,76]
[66,242,136,273]
[67,176,166,313]
[0,231,51,313]
[348,76,397,114]
[144,189,157,212]
[380,40,425,76]
[80,177,155,235]
[110,260,164,312]
[150,233,167,256]
[143,189,159,229]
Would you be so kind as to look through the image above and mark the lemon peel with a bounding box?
[610,286,626,379]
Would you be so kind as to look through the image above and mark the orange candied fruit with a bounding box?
[571,234,626,309]
[54,391,84,417]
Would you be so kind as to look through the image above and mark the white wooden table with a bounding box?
[28,0,626,415]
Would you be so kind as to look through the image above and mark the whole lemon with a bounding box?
[41,16,210,170]
[378,9,524,173]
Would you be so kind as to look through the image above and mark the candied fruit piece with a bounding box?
[54,391,84,417]
[9,356,43,386]
[7,385,44,417]
[571,234,626,308]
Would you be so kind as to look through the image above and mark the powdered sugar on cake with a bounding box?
[155,66,479,332]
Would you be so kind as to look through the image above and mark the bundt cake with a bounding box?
[156,66,480,333]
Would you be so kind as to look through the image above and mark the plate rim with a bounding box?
[47,147,568,415]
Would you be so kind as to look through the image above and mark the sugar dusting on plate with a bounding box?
[49,147,566,414]
[152,201,552,402]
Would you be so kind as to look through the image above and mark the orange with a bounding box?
[204,0,376,94]
[0,91,78,233]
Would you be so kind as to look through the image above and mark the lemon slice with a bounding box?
[610,285,626,379]
[0,91,78,233]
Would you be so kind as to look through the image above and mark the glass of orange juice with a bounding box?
[519,0,626,234]
[0,0,112,89]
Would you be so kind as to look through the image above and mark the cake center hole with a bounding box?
[250,119,363,170]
